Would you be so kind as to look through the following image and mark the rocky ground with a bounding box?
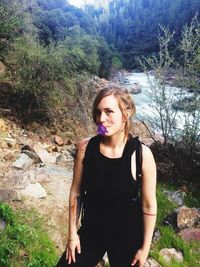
[0,117,74,252]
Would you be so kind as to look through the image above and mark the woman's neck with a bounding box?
[102,132,128,149]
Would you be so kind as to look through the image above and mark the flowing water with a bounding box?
[124,72,197,134]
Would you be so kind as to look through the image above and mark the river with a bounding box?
[124,72,197,134]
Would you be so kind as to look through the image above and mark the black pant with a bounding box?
[56,227,140,267]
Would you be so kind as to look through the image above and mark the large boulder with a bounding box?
[7,169,36,189]
[13,153,35,170]
[177,206,200,230]
[179,227,200,242]
[163,190,186,207]
[159,248,183,263]
[32,144,57,164]
[0,188,21,202]
[56,153,74,166]
[144,258,161,267]
[19,182,47,199]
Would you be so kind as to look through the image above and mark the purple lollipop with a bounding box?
[97,124,108,135]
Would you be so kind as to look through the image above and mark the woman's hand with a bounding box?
[131,248,149,267]
[66,234,81,264]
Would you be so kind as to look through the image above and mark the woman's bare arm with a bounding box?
[140,144,157,253]
[68,138,90,240]
[131,144,157,266]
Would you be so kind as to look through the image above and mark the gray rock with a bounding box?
[3,169,36,189]
[36,164,72,180]
[56,153,74,166]
[67,145,77,159]
[179,227,200,242]
[21,145,41,163]
[1,163,72,191]
[144,258,162,267]
[177,206,200,230]
[0,188,21,201]
[19,182,47,199]
[0,218,6,231]
[152,228,161,243]
[159,248,183,263]
[129,82,142,94]
[33,145,57,164]
[13,153,34,170]
[163,190,186,207]
[162,212,177,229]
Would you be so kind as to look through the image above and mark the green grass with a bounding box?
[184,184,200,208]
[0,202,58,267]
[156,183,178,226]
[150,183,200,266]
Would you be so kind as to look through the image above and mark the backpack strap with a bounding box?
[135,136,143,192]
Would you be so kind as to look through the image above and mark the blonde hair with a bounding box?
[92,84,136,138]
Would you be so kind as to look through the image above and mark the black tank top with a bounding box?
[81,134,142,220]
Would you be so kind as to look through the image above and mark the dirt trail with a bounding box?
[13,162,73,254]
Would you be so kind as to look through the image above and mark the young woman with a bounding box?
[56,85,157,267]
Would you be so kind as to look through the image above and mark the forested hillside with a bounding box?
[0,0,115,129]
[0,0,112,76]
[85,0,200,68]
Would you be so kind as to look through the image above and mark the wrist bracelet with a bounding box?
[143,212,157,216]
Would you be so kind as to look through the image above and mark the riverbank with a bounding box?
[0,70,199,267]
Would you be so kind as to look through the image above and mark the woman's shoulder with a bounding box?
[141,144,156,169]
[130,135,154,164]
[141,144,153,156]
[76,135,99,158]
[76,137,91,155]
[141,143,151,153]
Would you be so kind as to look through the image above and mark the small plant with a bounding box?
[0,202,15,223]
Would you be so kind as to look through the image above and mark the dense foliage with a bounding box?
[0,0,113,122]
[86,0,200,68]
[0,0,20,59]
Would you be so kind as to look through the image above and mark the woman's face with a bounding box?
[96,95,125,136]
